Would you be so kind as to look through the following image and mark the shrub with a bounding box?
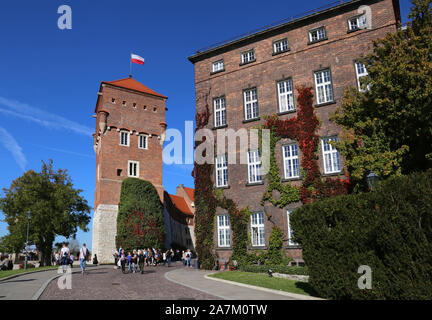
[239,264,309,276]
[291,169,432,299]
[116,178,165,252]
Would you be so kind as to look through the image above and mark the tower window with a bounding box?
[117,169,122,176]
[111,98,116,103]
[133,103,137,108]
[143,105,147,110]
[153,107,157,112]
[139,134,148,149]
[122,101,126,107]
[128,161,139,177]
[120,131,130,146]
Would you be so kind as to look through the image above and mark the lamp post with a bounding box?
[366,171,379,191]
[24,210,31,270]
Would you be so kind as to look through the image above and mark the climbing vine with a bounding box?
[194,85,351,269]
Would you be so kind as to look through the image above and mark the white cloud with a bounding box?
[0,126,27,172]
[0,96,93,136]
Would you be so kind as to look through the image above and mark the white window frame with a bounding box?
[355,61,369,92]
[309,27,326,42]
[128,160,139,178]
[277,79,295,112]
[287,209,297,246]
[241,50,255,64]
[138,134,148,149]
[251,212,265,247]
[212,60,224,73]
[314,69,334,105]
[244,88,258,120]
[247,150,262,184]
[273,38,289,54]
[120,130,130,146]
[217,215,231,247]
[213,96,226,127]
[215,154,228,187]
[321,137,341,174]
[283,144,300,179]
[348,14,367,31]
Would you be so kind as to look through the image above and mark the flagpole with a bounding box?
[129,53,132,78]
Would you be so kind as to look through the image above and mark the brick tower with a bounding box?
[92,76,167,263]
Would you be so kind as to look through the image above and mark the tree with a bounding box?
[115,178,165,251]
[0,160,91,266]
[331,0,432,189]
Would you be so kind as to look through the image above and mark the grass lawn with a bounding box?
[209,271,318,297]
[0,266,59,279]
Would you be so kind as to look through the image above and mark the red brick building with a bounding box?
[188,0,400,265]
[92,76,168,263]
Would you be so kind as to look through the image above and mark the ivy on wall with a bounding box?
[193,86,351,269]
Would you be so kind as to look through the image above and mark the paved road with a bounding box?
[39,264,220,300]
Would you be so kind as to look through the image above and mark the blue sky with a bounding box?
[0,0,412,250]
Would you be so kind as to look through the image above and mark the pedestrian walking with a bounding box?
[166,249,172,267]
[144,248,149,266]
[120,249,126,273]
[131,250,138,273]
[79,244,88,274]
[127,252,132,273]
[69,253,74,268]
[60,243,70,273]
[186,249,192,268]
[138,250,145,274]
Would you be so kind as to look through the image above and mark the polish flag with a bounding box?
[131,53,145,65]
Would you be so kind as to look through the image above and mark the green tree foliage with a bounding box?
[331,0,432,189]
[291,169,432,299]
[115,178,165,251]
[0,160,90,266]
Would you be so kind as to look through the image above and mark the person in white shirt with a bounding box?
[60,243,70,273]
[79,243,87,274]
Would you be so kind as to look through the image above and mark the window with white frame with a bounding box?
[217,215,230,247]
[244,88,258,120]
[241,50,255,64]
[273,38,289,54]
[287,209,297,246]
[215,154,228,187]
[138,134,147,149]
[128,160,139,177]
[322,138,341,174]
[283,144,300,179]
[355,61,369,92]
[120,131,129,146]
[314,69,334,104]
[277,79,295,112]
[348,14,367,31]
[309,27,326,42]
[251,212,265,247]
[214,97,226,127]
[247,150,262,184]
[212,60,224,73]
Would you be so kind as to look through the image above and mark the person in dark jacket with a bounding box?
[138,250,145,274]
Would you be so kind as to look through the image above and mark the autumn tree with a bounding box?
[0,160,91,266]
[331,0,432,189]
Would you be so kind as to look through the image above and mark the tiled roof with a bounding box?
[101,77,167,99]
[169,194,193,216]
[183,187,195,202]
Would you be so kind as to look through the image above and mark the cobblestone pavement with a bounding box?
[39,264,221,300]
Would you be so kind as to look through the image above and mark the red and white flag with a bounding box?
[131,53,144,65]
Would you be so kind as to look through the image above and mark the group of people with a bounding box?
[113,247,194,274]
[53,243,90,274]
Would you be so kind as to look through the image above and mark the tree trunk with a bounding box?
[37,237,53,267]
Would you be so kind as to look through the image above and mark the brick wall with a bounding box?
[190,0,400,262]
